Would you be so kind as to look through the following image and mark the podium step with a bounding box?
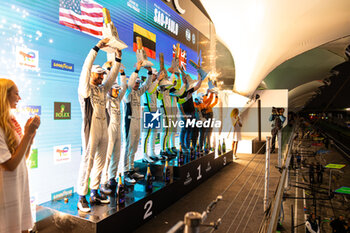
[36,151,233,233]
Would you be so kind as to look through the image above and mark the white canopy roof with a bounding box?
[201,0,350,97]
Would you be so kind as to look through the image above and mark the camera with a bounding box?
[272,107,277,115]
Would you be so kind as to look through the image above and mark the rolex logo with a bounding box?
[54,102,71,120]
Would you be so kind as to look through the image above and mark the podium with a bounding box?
[36,151,233,233]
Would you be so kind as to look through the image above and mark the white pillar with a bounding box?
[278,130,282,167]
[264,136,271,212]
[284,143,289,189]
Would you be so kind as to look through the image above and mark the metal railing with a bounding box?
[259,125,296,233]
[167,144,267,233]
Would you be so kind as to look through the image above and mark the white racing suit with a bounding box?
[158,87,172,153]
[169,75,185,150]
[77,47,120,196]
[142,80,159,158]
[123,71,152,172]
[158,75,184,153]
[101,75,127,184]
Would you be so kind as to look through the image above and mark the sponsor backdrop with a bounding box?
[0,0,211,205]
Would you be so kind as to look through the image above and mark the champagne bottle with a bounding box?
[196,145,201,158]
[190,141,195,161]
[163,159,171,184]
[145,164,153,193]
[218,139,222,155]
[222,138,226,153]
[117,173,125,205]
[205,142,209,154]
[178,145,184,165]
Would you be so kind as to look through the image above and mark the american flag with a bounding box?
[59,0,103,38]
[172,44,187,71]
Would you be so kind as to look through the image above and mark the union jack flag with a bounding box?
[59,0,103,38]
[172,44,187,71]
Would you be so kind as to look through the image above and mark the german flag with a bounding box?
[133,24,156,59]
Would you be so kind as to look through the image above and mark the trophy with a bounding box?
[189,59,208,81]
[168,43,181,74]
[101,8,128,54]
[136,37,154,67]
[158,53,172,87]
[159,53,167,77]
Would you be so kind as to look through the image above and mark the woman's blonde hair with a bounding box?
[0,78,18,154]
[231,108,239,118]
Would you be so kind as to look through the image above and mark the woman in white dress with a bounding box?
[230,108,242,159]
[0,79,40,233]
